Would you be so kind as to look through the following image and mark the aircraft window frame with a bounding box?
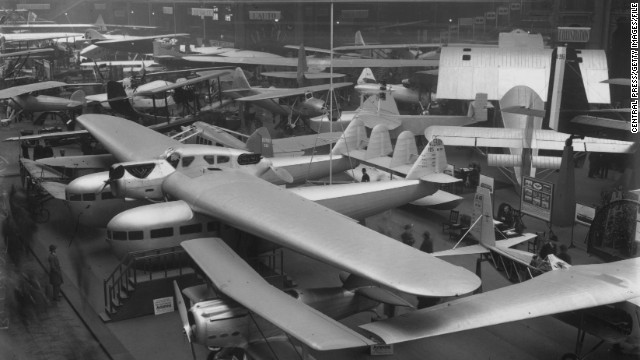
[129,231,144,240]
[125,163,156,179]
[462,54,471,61]
[113,231,127,241]
[203,155,215,165]
[83,193,96,201]
[237,153,261,165]
[217,156,230,164]
[181,156,195,167]
[68,193,82,201]
[180,223,203,235]
[150,227,174,238]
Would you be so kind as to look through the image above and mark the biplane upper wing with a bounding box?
[1,32,84,42]
[163,170,480,298]
[133,69,233,96]
[183,55,438,68]
[0,81,67,99]
[234,82,353,102]
[360,258,640,344]
[182,238,375,351]
[0,48,54,58]
[93,33,190,53]
[424,126,636,153]
[77,114,180,162]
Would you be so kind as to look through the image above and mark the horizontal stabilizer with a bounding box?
[39,181,67,200]
[20,158,66,180]
[501,106,546,118]
[360,258,640,345]
[182,238,375,351]
[410,190,463,209]
[419,172,460,184]
[354,112,402,129]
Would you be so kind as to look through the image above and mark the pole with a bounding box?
[329,1,333,185]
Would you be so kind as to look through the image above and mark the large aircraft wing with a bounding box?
[163,170,480,298]
[77,114,180,162]
[360,258,640,344]
[234,82,353,102]
[93,33,190,53]
[4,129,88,142]
[0,48,54,58]
[183,55,437,68]
[181,238,375,351]
[2,32,84,43]
[425,126,636,153]
[272,132,342,154]
[133,69,233,96]
[334,43,442,51]
[0,81,67,98]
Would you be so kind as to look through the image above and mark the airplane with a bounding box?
[354,67,433,107]
[80,29,190,57]
[309,86,489,138]
[70,112,480,302]
[0,81,88,127]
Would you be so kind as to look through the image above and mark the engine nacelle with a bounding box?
[108,160,176,200]
[190,299,250,350]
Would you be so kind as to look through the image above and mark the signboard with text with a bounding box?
[249,11,281,21]
[520,176,553,222]
[153,296,174,315]
[163,7,173,15]
[479,174,494,194]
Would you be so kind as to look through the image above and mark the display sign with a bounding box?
[153,296,174,315]
[192,8,215,17]
[485,11,497,20]
[163,7,173,15]
[557,27,591,43]
[370,344,394,355]
[520,176,553,222]
[479,174,494,194]
[497,6,510,16]
[458,18,474,26]
[94,3,106,10]
[17,4,50,10]
[575,203,596,226]
[510,2,522,11]
[249,11,281,21]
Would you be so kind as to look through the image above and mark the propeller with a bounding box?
[269,165,294,184]
[173,281,197,360]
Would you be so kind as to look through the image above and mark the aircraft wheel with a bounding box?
[560,353,578,360]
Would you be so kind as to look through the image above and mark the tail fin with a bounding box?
[354,31,365,46]
[94,14,107,32]
[331,118,368,156]
[359,91,400,116]
[84,29,106,41]
[246,127,274,158]
[69,90,86,105]
[107,81,138,120]
[296,44,308,87]
[364,125,392,159]
[406,138,449,180]
[357,68,377,85]
[467,93,489,122]
[470,186,496,247]
[390,131,418,168]
[231,67,251,90]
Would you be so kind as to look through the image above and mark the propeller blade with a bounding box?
[270,166,293,184]
[173,281,193,343]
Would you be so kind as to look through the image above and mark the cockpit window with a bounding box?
[168,153,180,168]
[237,153,261,165]
[217,156,230,164]
[181,156,195,167]
[203,155,215,165]
[125,163,156,179]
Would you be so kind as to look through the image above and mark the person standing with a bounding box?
[361,168,370,182]
[419,231,434,253]
[557,244,572,264]
[401,224,415,247]
[48,244,63,301]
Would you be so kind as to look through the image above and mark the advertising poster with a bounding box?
[520,176,553,222]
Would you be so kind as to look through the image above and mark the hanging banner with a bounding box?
[521,176,553,222]
[249,11,281,21]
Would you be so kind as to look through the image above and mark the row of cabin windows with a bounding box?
[107,221,219,241]
[208,331,241,340]
[175,155,230,168]
[66,192,115,201]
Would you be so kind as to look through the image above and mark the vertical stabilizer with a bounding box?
[354,30,365,46]
[94,14,107,32]
[246,127,274,158]
[357,68,377,85]
[365,125,392,159]
[547,46,566,130]
[406,138,448,180]
[390,131,418,168]
[231,67,252,90]
[359,92,400,115]
[331,118,368,156]
[296,44,308,87]
[470,186,496,247]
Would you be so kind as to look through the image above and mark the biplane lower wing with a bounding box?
[360,258,640,344]
[181,238,375,351]
[163,170,480,298]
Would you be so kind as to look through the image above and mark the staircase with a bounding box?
[101,245,295,322]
